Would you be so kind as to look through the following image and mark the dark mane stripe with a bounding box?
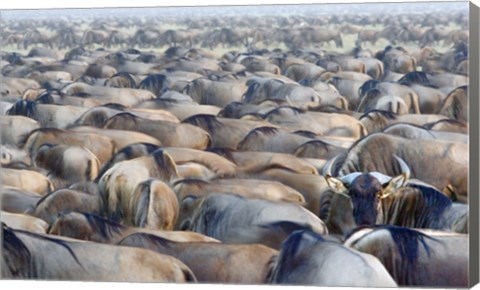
[292,130,319,139]
[274,230,325,279]
[406,184,452,229]
[102,103,127,110]
[423,118,467,129]
[2,223,34,278]
[106,112,140,125]
[82,212,126,239]
[246,126,280,137]
[358,79,380,98]
[205,147,236,163]
[96,143,161,182]
[8,226,83,268]
[397,71,432,86]
[362,225,436,285]
[107,72,138,88]
[138,74,168,96]
[263,106,305,118]
[119,232,173,248]
[182,114,222,133]
[151,149,178,180]
[359,109,398,121]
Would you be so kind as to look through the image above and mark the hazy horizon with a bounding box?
[1,1,469,20]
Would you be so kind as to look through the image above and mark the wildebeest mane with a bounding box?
[150,149,178,181]
[82,212,126,239]
[96,142,161,182]
[292,130,319,139]
[397,71,434,87]
[182,114,222,133]
[423,118,467,130]
[263,106,305,118]
[119,232,173,249]
[272,230,325,279]
[105,112,140,125]
[7,100,37,119]
[403,184,453,229]
[258,221,317,237]
[105,72,139,88]
[359,109,398,121]
[382,122,436,139]
[5,226,83,270]
[205,147,236,163]
[2,223,35,278]
[242,81,261,103]
[138,74,168,96]
[346,225,437,285]
[244,126,280,138]
[358,79,380,98]
[102,103,127,111]
[309,104,345,113]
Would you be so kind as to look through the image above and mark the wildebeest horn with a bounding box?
[322,155,340,177]
[393,154,410,180]
[338,172,362,185]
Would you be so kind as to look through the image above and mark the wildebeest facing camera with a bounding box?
[0,0,477,289]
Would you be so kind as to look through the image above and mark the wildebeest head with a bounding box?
[324,155,410,226]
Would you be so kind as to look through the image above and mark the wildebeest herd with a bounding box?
[0,3,470,288]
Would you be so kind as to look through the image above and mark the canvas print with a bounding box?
[0,1,472,288]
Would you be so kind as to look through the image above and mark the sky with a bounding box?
[0,0,471,20]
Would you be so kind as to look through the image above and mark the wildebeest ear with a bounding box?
[381,173,407,198]
[325,175,348,194]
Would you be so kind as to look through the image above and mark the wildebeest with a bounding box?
[182,114,275,149]
[359,110,450,133]
[324,133,468,201]
[20,128,116,168]
[322,152,468,234]
[2,225,197,282]
[1,211,49,234]
[0,115,40,147]
[178,193,327,249]
[7,100,88,129]
[129,178,179,230]
[103,112,211,149]
[48,211,219,244]
[439,85,468,123]
[97,149,178,223]
[119,232,278,284]
[382,123,468,144]
[344,226,468,287]
[33,143,101,186]
[267,230,397,287]
[1,186,42,214]
[183,78,248,108]
[1,167,54,196]
[28,188,104,225]
[173,177,305,204]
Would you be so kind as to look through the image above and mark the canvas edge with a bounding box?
[469,1,480,288]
